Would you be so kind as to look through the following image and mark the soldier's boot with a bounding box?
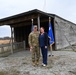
[35,61,39,66]
[32,62,36,66]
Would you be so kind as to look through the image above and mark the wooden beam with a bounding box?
[10,18,48,27]
[0,14,38,25]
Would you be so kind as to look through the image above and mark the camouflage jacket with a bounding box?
[28,31,39,47]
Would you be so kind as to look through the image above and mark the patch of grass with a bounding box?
[0,69,20,75]
[57,49,76,52]
[73,50,76,52]
[0,71,8,75]
[9,69,20,75]
[0,68,20,75]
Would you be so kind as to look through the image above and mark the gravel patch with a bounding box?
[0,50,76,75]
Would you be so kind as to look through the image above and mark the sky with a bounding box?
[0,0,76,37]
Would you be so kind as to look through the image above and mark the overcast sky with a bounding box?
[0,0,76,37]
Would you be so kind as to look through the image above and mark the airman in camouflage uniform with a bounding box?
[28,25,40,66]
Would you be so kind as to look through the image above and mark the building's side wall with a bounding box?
[54,16,76,50]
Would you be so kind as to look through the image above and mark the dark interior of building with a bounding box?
[14,17,55,50]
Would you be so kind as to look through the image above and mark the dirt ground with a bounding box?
[0,50,76,75]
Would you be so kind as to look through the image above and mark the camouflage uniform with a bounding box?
[28,31,40,64]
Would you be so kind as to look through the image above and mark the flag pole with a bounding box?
[31,19,33,31]
[49,17,53,57]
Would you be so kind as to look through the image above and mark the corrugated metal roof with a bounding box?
[0,9,54,22]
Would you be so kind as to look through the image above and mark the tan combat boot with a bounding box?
[35,61,39,66]
[32,62,36,66]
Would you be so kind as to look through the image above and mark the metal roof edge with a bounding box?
[0,9,76,25]
[0,9,54,22]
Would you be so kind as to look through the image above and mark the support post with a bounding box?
[23,41,26,50]
[37,15,40,31]
[37,15,41,56]
[11,27,13,54]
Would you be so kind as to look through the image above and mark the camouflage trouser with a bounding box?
[32,46,40,63]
